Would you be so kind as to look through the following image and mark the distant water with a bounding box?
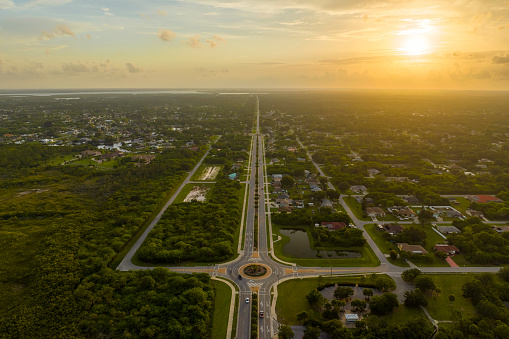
[0,89,204,96]
[0,89,270,97]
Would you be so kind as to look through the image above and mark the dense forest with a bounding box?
[0,94,255,338]
[448,217,509,265]
[138,177,242,264]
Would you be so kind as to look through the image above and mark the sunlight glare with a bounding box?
[400,35,430,55]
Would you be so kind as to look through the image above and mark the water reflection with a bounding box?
[279,228,361,259]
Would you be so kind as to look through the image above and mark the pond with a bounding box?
[279,228,361,259]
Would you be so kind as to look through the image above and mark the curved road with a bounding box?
[117,97,500,339]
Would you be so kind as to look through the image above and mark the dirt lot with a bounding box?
[183,186,210,202]
[198,166,220,180]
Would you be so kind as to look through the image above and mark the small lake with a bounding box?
[279,228,361,259]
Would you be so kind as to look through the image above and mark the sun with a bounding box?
[400,35,430,55]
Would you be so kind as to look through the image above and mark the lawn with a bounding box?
[172,183,215,204]
[343,196,371,221]
[422,274,477,321]
[46,154,76,166]
[379,304,427,326]
[364,223,449,267]
[211,279,232,339]
[272,224,380,267]
[363,224,409,267]
[451,197,471,215]
[276,275,397,325]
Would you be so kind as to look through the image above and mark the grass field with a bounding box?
[451,197,471,215]
[211,280,232,339]
[363,223,450,267]
[272,224,380,267]
[172,183,215,204]
[343,197,372,221]
[422,274,477,321]
[276,275,397,325]
[363,224,409,267]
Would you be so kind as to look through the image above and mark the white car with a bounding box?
[245,298,249,304]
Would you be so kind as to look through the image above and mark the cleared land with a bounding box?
[184,185,210,202]
[198,166,221,181]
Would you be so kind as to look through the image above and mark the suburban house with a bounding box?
[321,221,347,231]
[132,154,156,163]
[365,207,386,218]
[355,196,374,204]
[350,185,367,194]
[392,208,416,218]
[321,198,334,209]
[466,195,503,203]
[466,209,484,218]
[99,151,124,160]
[368,169,380,176]
[404,195,421,205]
[492,226,509,233]
[380,223,404,235]
[432,207,462,218]
[81,150,101,157]
[275,198,293,207]
[434,244,460,255]
[436,226,461,235]
[397,243,428,255]
[278,206,294,213]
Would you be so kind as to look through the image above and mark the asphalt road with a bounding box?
[117,98,502,339]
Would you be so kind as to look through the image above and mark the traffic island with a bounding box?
[239,263,272,279]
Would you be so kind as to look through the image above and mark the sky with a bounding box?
[1,0,509,90]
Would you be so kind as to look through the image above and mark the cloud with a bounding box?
[0,0,15,9]
[126,62,142,73]
[38,24,74,40]
[157,29,176,41]
[206,35,226,47]
[187,35,202,48]
[56,24,74,36]
[102,7,113,16]
[62,62,88,73]
[195,67,228,77]
[157,9,167,16]
[492,55,509,64]
[86,34,91,40]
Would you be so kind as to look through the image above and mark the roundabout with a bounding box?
[239,263,272,279]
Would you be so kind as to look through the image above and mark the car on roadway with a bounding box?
[238,274,242,280]
[245,298,249,304]
[260,311,264,318]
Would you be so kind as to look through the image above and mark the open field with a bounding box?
[343,197,372,221]
[422,274,477,321]
[211,279,232,339]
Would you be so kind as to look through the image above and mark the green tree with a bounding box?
[404,288,428,308]
[401,268,421,283]
[281,176,295,189]
[306,290,324,308]
[363,288,374,300]
[418,208,435,224]
[303,326,321,339]
[334,286,354,300]
[389,250,398,260]
[278,325,294,339]
[369,293,399,315]
[497,266,509,283]
[297,311,308,324]
[414,275,437,293]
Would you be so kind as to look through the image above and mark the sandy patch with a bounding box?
[17,189,49,196]
[198,166,220,180]
[183,186,210,202]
